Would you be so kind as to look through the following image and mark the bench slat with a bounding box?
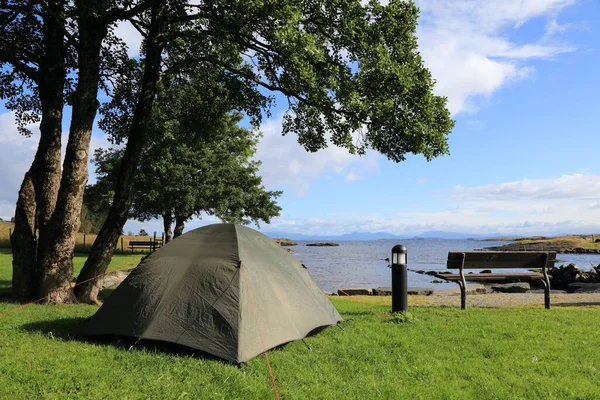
[129,241,160,246]
[447,251,556,269]
[443,272,545,282]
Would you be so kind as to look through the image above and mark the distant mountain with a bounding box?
[262,231,408,241]
[411,231,516,240]
[261,229,530,241]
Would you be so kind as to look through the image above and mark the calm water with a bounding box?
[290,239,600,292]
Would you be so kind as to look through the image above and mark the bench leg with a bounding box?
[457,281,467,310]
[542,279,551,310]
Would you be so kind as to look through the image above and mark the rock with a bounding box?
[273,238,297,246]
[373,287,392,296]
[101,270,132,290]
[480,269,492,273]
[307,242,340,246]
[490,282,530,293]
[424,271,438,276]
[470,285,487,295]
[459,284,487,295]
[564,263,579,272]
[338,288,372,296]
[407,288,434,296]
[432,280,445,284]
[567,282,600,293]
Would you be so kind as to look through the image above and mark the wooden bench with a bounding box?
[446,251,557,310]
[128,241,161,253]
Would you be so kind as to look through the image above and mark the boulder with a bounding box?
[373,287,392,296]
[407,288,434,296]
[101,270,132,290]
[338,288,372,296]
[480,269,492,273]
[490,282,530,293]
[273,238,297,246]
[465,284,487,295]
[567,282,600,293]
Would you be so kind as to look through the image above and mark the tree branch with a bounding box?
[129,17,148,38]
[0,48,39,82]
[106,0,155,23]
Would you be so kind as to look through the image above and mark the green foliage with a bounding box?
[138,229,149,236]
[389,311,417,324]
[99,0,453,162]
[93,79,282,228]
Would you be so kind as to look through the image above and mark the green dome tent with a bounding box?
[78,223,341,363]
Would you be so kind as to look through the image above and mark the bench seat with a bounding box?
[446,251,556,310]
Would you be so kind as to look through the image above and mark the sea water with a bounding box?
[290,239,600,292]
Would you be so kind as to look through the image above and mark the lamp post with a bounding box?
[391,245,408,313]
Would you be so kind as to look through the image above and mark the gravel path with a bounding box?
[411,287,600,308]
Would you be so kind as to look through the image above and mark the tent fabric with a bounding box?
[78,223,342,363]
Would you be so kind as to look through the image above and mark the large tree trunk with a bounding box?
[163,213,173,243]
[75,2,167,304]
[38,2,108,303]
[11,173,38,302]
[11,0,66,302]
[173,215,187,239]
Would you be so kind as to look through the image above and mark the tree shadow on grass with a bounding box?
[21,316,234,363]
[21,317,87,341]
[552,301,600,307]
[0,280,13,302]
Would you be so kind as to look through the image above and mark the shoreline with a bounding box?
[333,286,600,308]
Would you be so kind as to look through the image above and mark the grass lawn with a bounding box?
[1,252,600,398]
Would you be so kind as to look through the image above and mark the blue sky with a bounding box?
[1,0,599,236]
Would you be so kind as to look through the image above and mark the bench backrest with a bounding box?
[129,241,160,246]
[447,251,556,270]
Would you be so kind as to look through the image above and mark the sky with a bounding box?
[1,0,599,237]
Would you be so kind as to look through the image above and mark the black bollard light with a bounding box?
[391,245,408,313]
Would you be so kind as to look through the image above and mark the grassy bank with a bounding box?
[488,234,600,252]
[2,252,600,398]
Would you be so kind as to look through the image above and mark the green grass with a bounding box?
[0,248,143,299]
[2,252,600,399]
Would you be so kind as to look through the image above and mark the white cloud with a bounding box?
[0,112,39,219]
[450,174,600,201]
[262,173,600,236]
[113,20,143,58]
[415,0,578,114]
[255,113,379,196]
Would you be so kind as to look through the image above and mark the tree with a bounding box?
[2,0,155,302]
[138,229,148,236]
[89,111,281,244]
[78,0,453,305]
[4,0,454,303]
